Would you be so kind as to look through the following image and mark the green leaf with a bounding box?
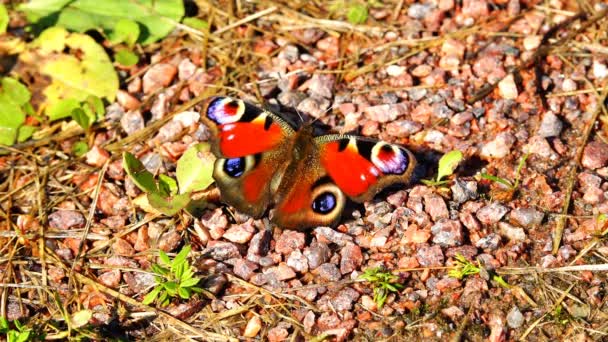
[163,281,178,296]
[17,125,37,143]
[85,95,105,120]
[176,143,215,194]
[178,287,190,299]
[71,309,92,328]
[15,331,31,342]
[46,98,81,121]
[436,150,463,182]
[147,192,190,216]
[346,3,368,24]
[151,263,169,276]
[180,277,200,288]
[0,316,8,332]
[173,260,185,280]
[480,173,513,189]
[2,77,31,105]
[0,4,8,34]
[172,245,191,270]
[158,174,178,197]
[19,0,185,45]
[0,92,25,145]
[182,17,208,31]
[159,250,171,265]
[123,152,158,194]
[114,49,139,67]
[72,141,89,156]
[108,18,140,46]
[71,107,91,129]
[142,286,162,305]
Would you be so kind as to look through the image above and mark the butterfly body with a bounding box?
[201,96,417,230]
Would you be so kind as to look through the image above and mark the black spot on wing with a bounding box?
[355,140,374,160]
[240,101,266,122]
[310,176,333,191]
[337,139,349,152]
[264,115,273,130]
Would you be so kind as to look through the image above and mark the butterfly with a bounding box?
[200,96,417,230]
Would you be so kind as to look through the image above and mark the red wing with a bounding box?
[317,135,417,202]
[202,96,295,158]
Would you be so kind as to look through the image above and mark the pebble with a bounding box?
[233,259,259,280]
[417,244,445,267]
[116,90,141,111]
[268,327,289,342]
[222,223,256,244]
[523,36,542,50]
[120,110,144,135]
[593,60,608,79]
[442,306,465,321]
[304,242,331,269]
[385,120,423,137]
[314,227,353,246]
[49,210,85,230]
[451,179,478,204]
[476,202,509,224]
[318,287,360,311]
[339,243,363,274]
[85,146,110,167]
[480,132,515,159]
[507,306,524,328]
[363,103,408,123]
[277,91,306,108]
[267,263,296,281]
[296,96,331,118]
[561,78,577,92]
[475,233,501,250]
[247,229,272,259]
[581,141,608,169]
[142,63,177,94]
[498,74,518,100]
[524,136,558,160]
[98,270,121,288]
[408,3,434,19]
[307,74,334,99]
[431,219,464,247]
[112,238,135,256]
[286,250,309,273]
[498,222,526,241]
[275,230,306,255]
[424,194,449,221]
[537,111,563,137]
[178,58,197,80]
[386,65,406,77]
[313,263,342,282]
[203,241,241,261]
[509,207,544,228]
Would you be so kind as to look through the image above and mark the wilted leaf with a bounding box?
[176,143,215,194]
[17,27,118,119]
[437,150,463,182]
[123,152,158,194]
[71,309,92,328]
[19,0,185,45]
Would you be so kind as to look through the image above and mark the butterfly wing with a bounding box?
[201,96,295,218]
[270,133,417,229]
[317,135,417,202]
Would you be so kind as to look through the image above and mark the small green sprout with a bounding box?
[480,153,529,191]
[143,245,203,307]
[0,317,32,342]
[448,254,509,289]
[359,267,404,309]
[421,150,464,186]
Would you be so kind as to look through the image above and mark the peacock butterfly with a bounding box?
[200,96,417,230]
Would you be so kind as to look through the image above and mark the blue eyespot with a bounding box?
[312,192,336,214]
[223,158,246,177]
